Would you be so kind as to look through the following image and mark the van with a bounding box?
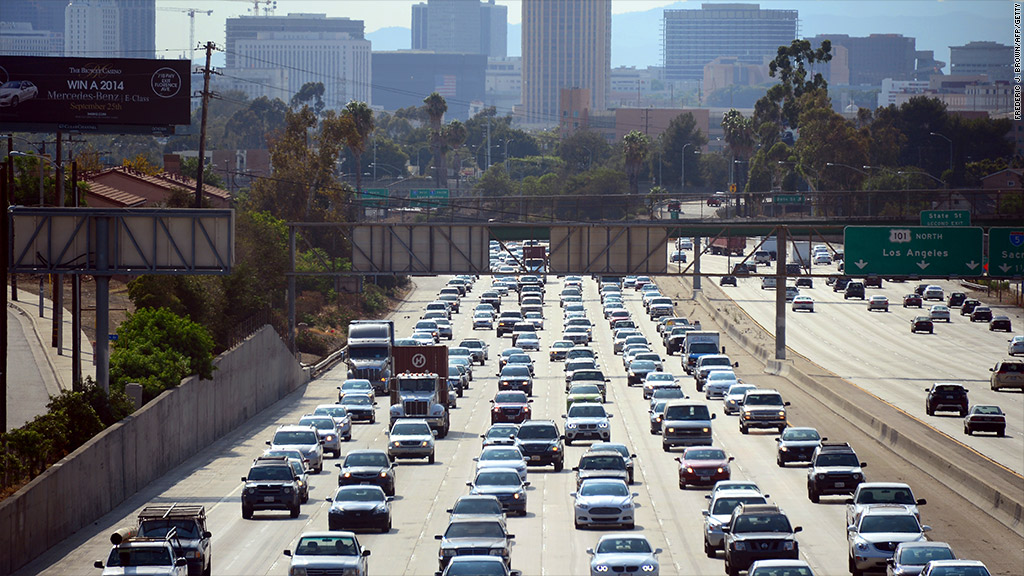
[990,360,1024,391]
[761,277,777,290]
[844,281,865,300]
[754,250,771,264]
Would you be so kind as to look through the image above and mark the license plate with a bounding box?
[835,482,845,488]
[699,476,711,481]
[531,455,541,461]
[263,496,275,502]
[360,481,371,485]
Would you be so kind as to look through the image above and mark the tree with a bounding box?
[179,157,225,188]
[423,92,448,187]
[557,130,609,173]
[339,101,376,195]
[290,82,326,116]
[762,39,833,130]
[661,113,708,189]
[622,130,650,195]
[223,96,288,149]
[442,120,468,188]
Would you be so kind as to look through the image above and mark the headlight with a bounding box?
[380,471,389,478]
[685,467,694,474]
[853,473,862,480]
[783,541,796,551]
[780,446,789,452]
[246,487,256,494]
[325,435,335,441]
[717,467,725,473]
[577,502,589,510]
[343,472,352,478]
[594,566,610,573]
[743,414,752,420]
[567,422,578,429]
[856,542,868,551]
[283,487,292,494]
[442,549,456,557]
[816,473,826,480]
[642,564,656,572]
[513,492,522,499]
[702,428,710,433]
[666,427,675,433]
[392,441,401,447]
[550,446,560,452]
[290,567,308,576]
[655,416,662,422]
[598,421,609,428]
[421,441,430,447]
[733,542,747,551]
[778,411,786,418]
[185,551,200,559]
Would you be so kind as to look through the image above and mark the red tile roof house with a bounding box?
[83,166,232,208]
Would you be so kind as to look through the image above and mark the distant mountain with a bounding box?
[367,26,411,51]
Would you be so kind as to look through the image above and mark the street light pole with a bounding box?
[681,143,693,189]
[929,132,953,183]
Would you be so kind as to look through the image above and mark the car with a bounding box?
[784,286,800,302]
[702,489,770,557]
[694,354,738,392]
[588,442,637,485]
[704,370,740,400]
[761,277,777,290]
[497,365,534,396]
[498,347,525,369]
[845,281,866,300]
[339,393,377,424]
[549,340,575,361]
[515,333,541,351]
[434,318,454,340]
[1010,335,1024,356]
[661,401,715,451]
[918,560,991,576]
[524,311,545,331]
[414,320,441,342]
[848,505,932,576]
[903,294,923,308]
[488,390,532,424]
[924,383,968,416]
[723,384,757,416]
[791,295,814,312]
[473,312,495,330]
[284,532,370,576]
[959,298,981,315]
[650,386,686,407]
[387,419,436,463]
[671,250,687,262]
[515,420,565,471]
[649,399,670,434]
[643,371,677,400]
[474,446,529,482]
[776,427,823,466]
[587,534,662,576]
[720,275,738,286]
[459,338,489,364]
[722,504,802,576]
[675,446,733,488]
[970,306,993,323]
[298,415,343,458]
[466,468,530,517]
[929,305,951,323]
[832,277,852,292]
[910,316,934,334]
[571,478,638,529]
[748,559,815,576]
[948,292,967,307]
[312,404,354,441]
[338,379,375,403]
[446,494,506,524]
[263,452,311,501]
[240,456,302,519]
[481,423,519,447]
[563,402,613,444]
[739,389,790,434]
[886,542,956,576]
[504,353,534,377]
[846,482,927,527]
[437,556,521,576]
[267,425,324,473]
[573,449,630,489]
[326,485,393,532]
[0,80,38,107]
[922,285,944,301]
[795,277,814,289]
[806,442,866,502]
[813,252,832,265]
[963,405,1007,436]
[626,359,658,386]
[732,263,753,276]
[434,518,514,572]
[336,449,396,496]
[990,359,1024,391]
[567,383,604,410]
[677,237,694,250]
[989,316,1012,332]
[867,295,889,312]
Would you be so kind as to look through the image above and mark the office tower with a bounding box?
[373,51,487,119]
[410,0,507,57]
[65,0,120,57]
[115,0,154,59]
[809,34,918,85]
[522,0,611,126]
[225,13,365,68]
[950,41,1013,82]
[1,0,67,35]
[0,22,63,56]
[663,3,798,81]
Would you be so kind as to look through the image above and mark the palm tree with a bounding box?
[441,120,467,190]
[722,109,755,214]
[622,130,650,196]
[423,92,448,186]
[341,101,375,195]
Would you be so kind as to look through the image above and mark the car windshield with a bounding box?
[452,498,503,515]
[494,392,527,403]
[732,514,792,533]
[859,488,915,505]
[700,358,731,368]
[348,347,388,360]
[592,444,628,457]
[652,401,668,413]
[653,388,684,399]
[860,515,921,533]
[580,456,625,470]
[664,405,710,420]
[707,372,736,382]
[335,487,384,502]
[501,366,531,378]
[138,519,200,539]
[299,417,336,430]
[750,565,813,576]
[579,481,629,497]
[973,405,1004,415]
[476,471,521,486]
[897,546,955,565]
[273,431,318,444]
[450,348,471,357]
[247,465,293,481]
[690,343,719,354]
[517,424,558,440]
[553,341,573,350]
[295,535,359,556]
[568,405,608,418]
[727,385,756,397]
[630,361,657,371]
[345,453,388,467]
[595,538,652,554]
[487,425,518,438]
[648,373,674,381]
[314,406,349,419]
[816,453,859,467]
[444,521,506,539]
[481,448,524,461]
[343,395,372,406]
[570,385,601,395]
[391,422,430,436]
[782,429,820,441]
[712,497,766,515]
[444,560,508,575]
[686,449,727,460]
[745,394,784,406]
[105,547,173,567]
[935,386,963,393]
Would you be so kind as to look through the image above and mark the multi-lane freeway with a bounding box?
[19,269,1022,575]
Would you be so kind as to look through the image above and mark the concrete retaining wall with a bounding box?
[0,326,307,575]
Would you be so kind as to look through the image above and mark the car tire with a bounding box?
[428,453,435,464]
[740,424,748,435]
[850,556,864,576]
[289,505,300,519]
[704,539,716,559]
[679,479,686,489]
[554,460,564,472]
[662,443,670,452]
[241,505,253,520]
[574,519,582,530]
[998,428,1006,437]
[370,414,376,424]
[565,437,573,446]
[727,559,740,576]
[382,518,391,533]
[926,405,934,416]
[964,425,971,435]
[302,492,309,504]
[625,522,635,530]
[777,457,785,467]
[808,487,820,503]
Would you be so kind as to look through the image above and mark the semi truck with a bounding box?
[682,331,723,374]
[389,345,450,438]
[346,320,394,394]
[708,237,745,256]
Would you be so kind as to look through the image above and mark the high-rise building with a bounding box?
[663,3,798,81]
[1,0,68,36]
[115,0,155,59]
[951,41,1013,82]
[410,0,507,58]
[64,0,120,57]
[225,13,365,68]
[0,22,63,56]
[808,34,918,85]
[522,0,611,126]
[372,51,487,120]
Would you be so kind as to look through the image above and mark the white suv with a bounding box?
[269,425,324,473]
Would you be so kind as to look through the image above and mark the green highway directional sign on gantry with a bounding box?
[988,227,1024,278]
[773,194,804,205]
[844,226,984,276]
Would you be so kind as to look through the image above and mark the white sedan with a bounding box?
[588,534,661,576]
[791,295,814,312]
[1010,335,1024,356]
[572,478,637,529]
[929,305,951,322]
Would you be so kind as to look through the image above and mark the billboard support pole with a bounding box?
[195,42,216,209]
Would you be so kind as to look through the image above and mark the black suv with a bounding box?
[241,456,301,519]
[806,443,866,503]
[337,449,397,496]
[948,292,967,307]
[960,299,981,315]
[925,383,969,417]
[515,420,565,471]
[844,282,866,300]
[864,275,882,288]
[722,503,802,576]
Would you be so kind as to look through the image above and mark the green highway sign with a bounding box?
[360,188,389,207]
[920,210,971,227]
[844,226,984,276]
[988,227,1024,278]
[773,194,804,205]
[409,189,450,207]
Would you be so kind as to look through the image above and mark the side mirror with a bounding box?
[784,401,791,406]
[845,498,854,504]
[326,497,334,503]
[570,492,577,498]
[847,526,856,532]
[489,399,495,403]
[710,413,717,420]
[561,414,567,419]
[917,498,927,506]
[434,535,443,540]
[733,362,739,367]
[466,482,473,487]
[793,526,803,534]
[673,457,681,462]
[507,534,516,539]
[241,477,247,482]
[203,531,212,538]
[528,399,535,403]
[821,437,828,442]
[654,548,663,555]
[921,525,932,532]
[608,414,614,418]
[335,463,343,468]
[175,558,188,567]
[630,454,637,458]
[586,548,595,555]
[572,466,579,471]
[283,550,293,557]
[431,430,438,437]
[860,462,868,468]
[721,527,731,533]
[886,559,896,566]
[524,482,531,487]
[774,437,781,442]
[265,441,271,446]
[386,496,395,502]
[94,561,104,569]
[473,458,480,462]
[727,456,735,462]
[445,508,454,513]
[632,492,639,498]
[363,549,371,557]
[702,510,709,517]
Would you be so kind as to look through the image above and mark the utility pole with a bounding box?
[486,117,491,171]
[2,160,9,430]
[195,42,218,208]
[71,160,81,390]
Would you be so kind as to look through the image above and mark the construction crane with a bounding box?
[248,0,277,16]
[158,7,213,60]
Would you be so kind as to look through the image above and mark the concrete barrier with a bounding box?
[0,326,306,575]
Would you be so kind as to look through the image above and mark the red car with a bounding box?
[902,294,923,308]
[674,446,734,489]
[490,391,533,424]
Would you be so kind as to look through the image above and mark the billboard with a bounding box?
[0,56,191,135]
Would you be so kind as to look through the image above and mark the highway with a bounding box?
[21,273,1021,576]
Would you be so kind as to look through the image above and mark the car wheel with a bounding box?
[727,559,740,576]
[998,428,1006,437]
[289,505,300,519]
[964,425,971,435]
[565,437,573,446]
[960,409,968,417]
[554,460,564,472]
[777,457,785,467]
[808,487,820,503]
[370,414,376,424]
[704,539,716,558]
[624,522,635,530]
[428,453,435,464]
[241,506,253,520]
[662,443,670,452]
[574,519,582,530]
[679,479,686,489]
[382,518,391,533]
[740,424,748,435]
[926,405,934,416]
[850,556,864,576]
